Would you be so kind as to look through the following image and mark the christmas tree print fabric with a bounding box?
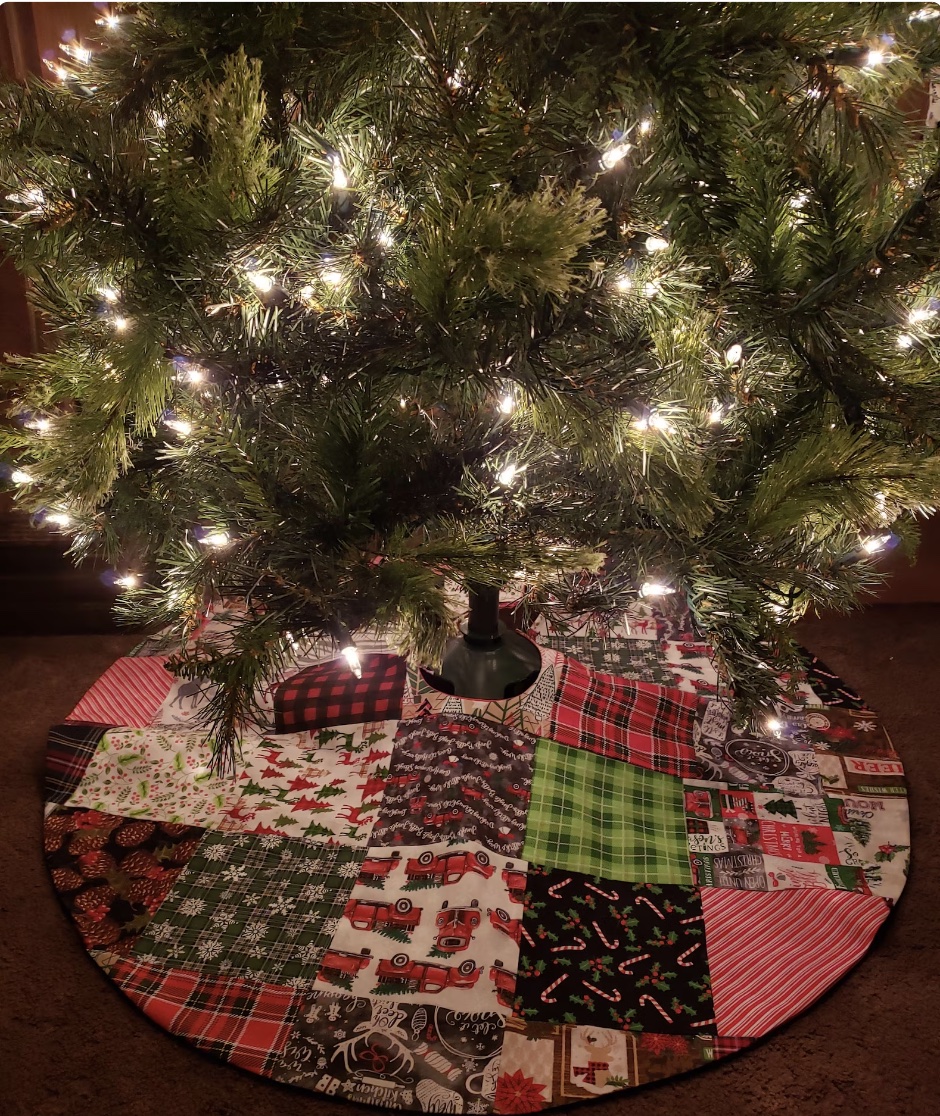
[42,616,909,1112]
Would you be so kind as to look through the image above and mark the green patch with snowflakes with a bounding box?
[132,831,364,986]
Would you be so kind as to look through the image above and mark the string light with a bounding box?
[61,42,91,64]
[341,644,362,678]
[299,284,315,302]
[201,531,231,549]
[862,534,892,554]
[600,142,631,170]
[645,235,669,253]
[112,316,130,332]
[115,573,139,589]
[863,48,890,68]
[322,266,344,287]
[96,13,121,30]
[177,364,204,384]
[44,511,72,528]
[765,717,782,734]
[789,192,809,211]
[613,274,633,292]
[497,462,519,486]
[98,286,120,303]
[897,333,914,350]
[638,119,652,136]
[499,391,516,415]
[643,280,660,298]
[725,343,743,364]
[152,113,167,130]
[330,154,349,191]
[399,397,408,409]
[639,581,675,598]
[709,403,724,424]
[164,418,193,437]
[909,6,940,20]
[908,307,936,325]
[11,469,34,485]
[246,270,274,294]
[25,417,52,433]
[376,228,395,249]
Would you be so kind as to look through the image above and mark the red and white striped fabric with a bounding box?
[703,888,890,1038]
[66,657,175,726]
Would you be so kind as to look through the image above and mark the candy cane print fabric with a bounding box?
[66,656,175,726]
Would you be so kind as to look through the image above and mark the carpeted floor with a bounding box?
[1,607,937,1116]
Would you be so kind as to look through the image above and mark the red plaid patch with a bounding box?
[549,655,698,778]
[45,723,110,803]
[111,957,300,1074]
[274,653,406,732]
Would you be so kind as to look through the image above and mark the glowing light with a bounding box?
[499,392,515,415]
[399,397,408,409]
[45,511,72,528]
[25,417,52,433]
[201,531,231,549]
[330,154,348,190]
[115,573,139,590]
[643,280,660,298]
[299,285,315,302]
[98,286,120,303]
[908,307,936,324]
[638,119,652,136]
[648,413,673,432]
[164,418,193,437]
[909,6,940,21]
[322,267,344,287]
[897,333,914,350]
[497,463,519,486]
[614,274,633,292]
[376,229,395,248]
[645,235,669,253]
[152,113,167,130]
[112,316,130,332]
[725,343,743,364]
[709,404,724,424]
[864,48,886,68]
[97,14,121,30]
[11,469,34,485]
[341,644,362,678]
[600,142,631,170]
[246,271,274,294]
[178,364,204,384]
[765,718,782,734]
[789,192,809,210]
[62,42,91,64]
[862,534,892,554]
[639,582,675,598]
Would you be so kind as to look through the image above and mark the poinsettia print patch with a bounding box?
[217,722,396,844]
[319,840,525,1015]
[45,806,204,955]
[513,866,712,1034]
[370,714,536,856]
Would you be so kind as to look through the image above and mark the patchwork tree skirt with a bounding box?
[43,604,909,1112]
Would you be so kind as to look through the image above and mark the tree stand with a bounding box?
[428,583,543,700]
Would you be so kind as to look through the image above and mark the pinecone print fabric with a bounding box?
[513,866,712,1034]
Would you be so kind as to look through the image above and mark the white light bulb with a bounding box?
[765,717,782,734]
[862,534,891,554]
[497,463,519,486]
[152,113,167,130]
[112,316,130,332]
[246,271,274,294]
[864,48,886,67]
[632,416,650,432]
[45,511,72,527]
[102,14,121,30]
[908,307,935,324]
[115,573,139,589]
[11,469,34,485]
[181,365,204,384]
[789,192,809,211]
[645,235,669,253]
[202,531,231,549]
[708,405,724,424]
[164,418,193,437]
[299,284,315,301]
[638,119,652,136]
[98,286,120,303]
[399,397,407,409]
[26,417,52,433]
[64,43,91,64]
[600,142,631,170]
[725,343,743,364]
[897,333,914,350]
[648,412,673,432]
[639,581,675,598]
[643,280,660,298]
[376,229,395,248]
[330,155,348,190]
[499,393,515,415]
[341,644,362,678]
[614,274,633,292]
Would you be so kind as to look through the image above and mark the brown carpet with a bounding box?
[2,608,938,1116]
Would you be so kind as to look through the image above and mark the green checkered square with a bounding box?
[133,831,364,988]
[523,738,692,884]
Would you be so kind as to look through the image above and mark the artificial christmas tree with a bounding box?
[3,2,940,773]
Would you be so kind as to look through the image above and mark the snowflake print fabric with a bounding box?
[513,865,712,1034]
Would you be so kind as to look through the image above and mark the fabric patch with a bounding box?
[370,715,536,856]
[271,990,504,1110]
[496,1018,716,1109]
[218,722,396,844]
[695,699,822,796]
[321,841,523,1016]
[523,739,691,884]
[65,728,240,826]
[799,706,897,759]
[274,653,406,733]
[45,807,204,955]
[825,793,911,903]
[529,604,661,644]
[45,723,110,803]
[815,753,907,797]
[684,783,867,892]
[549,655,698,778]
[111,956,299,1074]
[65,656,175,726]
[801,654,869,710]
[133,832,364,989]
[514,867,712,1034]
[702,888,889,1037]
[660,640,721,696]
[402,645,562,739]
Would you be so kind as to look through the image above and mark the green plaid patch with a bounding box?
[133,832,364,988]
[522,739,692,884]
[540,635,676,686]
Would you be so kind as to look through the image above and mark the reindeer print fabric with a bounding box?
[43,622,906,1112]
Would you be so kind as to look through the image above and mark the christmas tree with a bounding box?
[3,3,940,772]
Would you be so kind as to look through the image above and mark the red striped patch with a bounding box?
[66,657,175,727]
[703,888,889,1037]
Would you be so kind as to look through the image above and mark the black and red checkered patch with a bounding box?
[273,653,406,731]
[45,723,111,803]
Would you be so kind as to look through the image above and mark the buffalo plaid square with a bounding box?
[45,723,110,803]
[523,738,692,883]
[274,653,406,732]
[111,956,300,1074]
[550,655,698,778]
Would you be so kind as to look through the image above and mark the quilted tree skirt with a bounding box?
[42,602,909,1114]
